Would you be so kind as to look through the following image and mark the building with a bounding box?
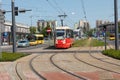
[2,20,30,45]
[73,20,90,38]
[96,20,116,36]
[78,20,90,31]
[0,9,5,33]
[96,20,103,29]
[37,20,57,32]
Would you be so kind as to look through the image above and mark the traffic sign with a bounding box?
[3,32,8,37]
[46,28,51,33]
[47,29,51,33]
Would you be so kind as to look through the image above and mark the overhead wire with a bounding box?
[80,0,88,21]
[45,0,75,27]
[45,0,61,14]
[51,0,76,26]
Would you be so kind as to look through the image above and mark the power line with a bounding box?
[81,0,88,21]
[45,0,75,27]
[45,0,61,14]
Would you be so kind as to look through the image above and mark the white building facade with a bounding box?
[2,21,30,45]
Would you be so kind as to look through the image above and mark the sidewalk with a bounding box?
[1,45,12,49]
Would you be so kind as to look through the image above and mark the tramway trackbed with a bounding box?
[15,54,45,80]
[74,45,120,80]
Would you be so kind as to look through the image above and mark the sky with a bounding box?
[1,0,120,29]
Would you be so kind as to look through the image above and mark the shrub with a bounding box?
[102,49,120,60]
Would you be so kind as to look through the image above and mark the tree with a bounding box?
[30,26,36,34]
[37,25,41,33]
[41,23,52,37]
[87,28,94,37]
[118,22,120,33]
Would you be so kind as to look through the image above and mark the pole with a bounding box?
[11,0,17,52]
[58,13,67,27]
[104,28,107,50]
[61,19,63,26]
[114,0,119,50]
[48,32,50,46]
[0,22,2,58]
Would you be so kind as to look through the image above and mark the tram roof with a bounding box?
[56,26,72,30]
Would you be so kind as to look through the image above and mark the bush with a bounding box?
[102,49,120,60]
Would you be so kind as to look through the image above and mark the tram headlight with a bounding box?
[62,40,66,44]
[55,40,58,44]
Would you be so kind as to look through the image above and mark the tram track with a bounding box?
[15,62,22,80]
[30,52,89,80]
[89,47,120,74]
[50,53,88,80]
[74,45,120,75]
[29,55,47,80]
[13,42,120,80]
[15,54,46,80]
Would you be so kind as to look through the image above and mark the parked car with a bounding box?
[17,40,30,47]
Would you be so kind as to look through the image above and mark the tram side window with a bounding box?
[66,30,69,38]
[38,37,43,40]
[71,30,74,38]
[66,29,73,38]
[27,35,36,41]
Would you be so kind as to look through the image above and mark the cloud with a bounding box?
[71,12,75,15]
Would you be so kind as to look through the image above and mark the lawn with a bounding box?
[72,38,105,47]
[0,52,29,62]
[72,38,120,60]
[102,49,120,60]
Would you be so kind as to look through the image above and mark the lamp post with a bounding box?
[114,0,119,50]
[11,0,17,52]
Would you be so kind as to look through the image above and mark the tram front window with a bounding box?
[56,31,65,39]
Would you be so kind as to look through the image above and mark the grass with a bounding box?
[72,38,120,60]
[72,39,89,47]
[72,38,105,47]
[102,49,120,60]
[0,52,29,62]
[90,39,105,47]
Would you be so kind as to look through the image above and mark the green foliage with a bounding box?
[72,39,88,47]
[87,29,94,37]
[0,52,29,62]
[102,49,120,60]
[30,26,36,34]
[72,38,105,47]
[118,22,120,33]
[41,24,52,37]
[90,39,105,46]
[37,26,41,32]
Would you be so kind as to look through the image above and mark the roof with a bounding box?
[56,26,71,30]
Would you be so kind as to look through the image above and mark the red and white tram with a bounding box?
[55,26,74,48]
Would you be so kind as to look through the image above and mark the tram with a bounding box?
[73,29,81,39]
[55,26,74,48]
